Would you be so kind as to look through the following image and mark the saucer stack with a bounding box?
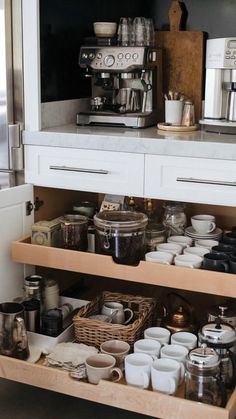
[185,226,223,242]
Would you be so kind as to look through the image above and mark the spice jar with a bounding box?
[162,202,187,237]
[145,223,166,252]
[181,100,195,126]
[60,213,88,251]
[94,211,148,266]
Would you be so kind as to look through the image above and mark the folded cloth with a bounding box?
[44,342,98,368]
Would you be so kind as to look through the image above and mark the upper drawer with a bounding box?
[25,146,144,196]
[145,155,236,206]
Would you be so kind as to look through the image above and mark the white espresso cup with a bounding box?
[191,215,216,234]
[145,251,174,265]
[86,354,123,385]
[174,254,203,269]
[195,239,219,250]
[167,235,193,249]
[134,339,161,360]
[156,243,183,256]
[125,353,153,389]
[151,358,181,394]
[184,246,209,257]
[160,344,188,383]
[171,331,197,350]
[144,327,171,345]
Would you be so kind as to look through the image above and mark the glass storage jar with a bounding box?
[60,213,88,250]
[94,211,148,266]
[145,223,166,252]
[162,202,187,236]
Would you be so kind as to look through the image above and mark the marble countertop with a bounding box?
[23,124,236,160]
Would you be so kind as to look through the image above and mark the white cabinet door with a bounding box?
[0,184,34,302]
[145,155,236,206]
[24,146,144,196]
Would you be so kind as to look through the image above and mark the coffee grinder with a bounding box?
[200,37,236,133]
[76,44,163,128]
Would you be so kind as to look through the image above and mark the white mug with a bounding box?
[167,235,193,249]
[144,327,171,345]
[184,246,209,257]
[165,100,184,125]
[125,353,153,389]
[134,339,161,360]
[101,302,133,325]
[151,358,181,394]
[191,215,216,234]
[156,243,183,256]
[160,344,188,383]
[195,239,219,250]
[174,254,203,269]
[145,251,174,265]
[171,331,197,350]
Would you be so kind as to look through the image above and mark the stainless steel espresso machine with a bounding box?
[200,37,236,133]
[76,46,163,128]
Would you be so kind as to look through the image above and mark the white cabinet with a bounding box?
[0,184,34,302]
[145,155,236,206]
[24,146,144,196]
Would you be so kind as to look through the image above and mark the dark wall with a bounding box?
[40,0,236,102]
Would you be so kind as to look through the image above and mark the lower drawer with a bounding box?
[24,146,144,196]
[145,155,236,206]
[0,355,235,419]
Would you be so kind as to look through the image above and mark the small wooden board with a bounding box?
[158,123,199,132]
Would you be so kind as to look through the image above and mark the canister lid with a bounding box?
[94,211,148,230]
[61,213,88,224]
[199,319,236,346]
[24,275,44,287]
[187,347,219,369]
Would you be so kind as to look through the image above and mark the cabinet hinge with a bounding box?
[8,124,24,171]
[25,197,44,216]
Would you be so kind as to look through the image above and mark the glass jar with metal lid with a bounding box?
[24,275,45,303]
[162,202,187,237]
[185,346,227,407]
[94,211,148,265]
[60,213,88,251]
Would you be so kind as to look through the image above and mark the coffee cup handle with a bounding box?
[111,367,123,382]
[221,262,229,273]
[141,371,150,389]
[208,222,216,233]
[168,377,178,394]
[123,308,134,325]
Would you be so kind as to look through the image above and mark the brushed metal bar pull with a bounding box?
[176,177,236,187]
[49,165,109,175]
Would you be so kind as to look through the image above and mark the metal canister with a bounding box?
[24,275,44,303]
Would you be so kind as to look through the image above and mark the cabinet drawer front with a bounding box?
[145,155,236,206]
[25,146,144,196]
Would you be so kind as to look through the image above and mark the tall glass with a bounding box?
[133,17,146,46]
[117,17,132,46]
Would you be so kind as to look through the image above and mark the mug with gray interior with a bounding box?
[211,244,236,257]
[202,253,230,273]
[222,232,236,246]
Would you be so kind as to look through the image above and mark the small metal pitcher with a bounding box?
[0,302,29,360]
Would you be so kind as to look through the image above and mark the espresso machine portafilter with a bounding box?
[76,46,164,128]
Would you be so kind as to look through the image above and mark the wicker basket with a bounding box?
[73,291,157,350]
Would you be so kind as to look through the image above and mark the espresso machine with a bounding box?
[76,45,163,128]
[200,37,236,133]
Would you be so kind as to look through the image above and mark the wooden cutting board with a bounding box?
[155,0,205,121]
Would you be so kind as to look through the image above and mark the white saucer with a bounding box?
[185,226,223,239]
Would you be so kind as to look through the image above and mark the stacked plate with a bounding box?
[185,226,223,241]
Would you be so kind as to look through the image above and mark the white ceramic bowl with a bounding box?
[93,22,117,38]
[174,254,203,269]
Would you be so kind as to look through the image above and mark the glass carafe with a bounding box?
[185,347,227,407]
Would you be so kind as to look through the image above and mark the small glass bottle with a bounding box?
[181,100,195,126]
[162,202,187,237]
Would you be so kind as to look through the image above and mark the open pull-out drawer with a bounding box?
[0,355,236,419]
[11,237,236,298]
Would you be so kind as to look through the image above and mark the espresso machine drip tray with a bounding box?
[76,111,157,128]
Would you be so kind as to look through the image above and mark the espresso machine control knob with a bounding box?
[104,55,115,67]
